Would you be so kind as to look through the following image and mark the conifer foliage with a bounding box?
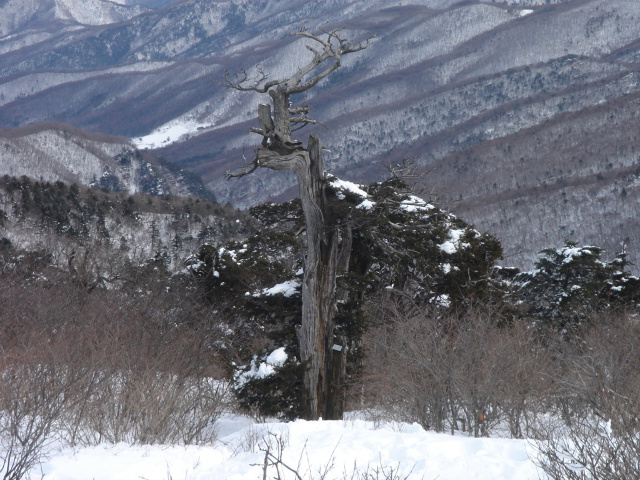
[513,242,640,333]
[189,171,504,419]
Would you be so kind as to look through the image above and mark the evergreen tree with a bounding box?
[513,242,640,334]
[188,171,505,419]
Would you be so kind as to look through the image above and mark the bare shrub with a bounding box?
[0,356,78,479]
[534,313,640,479]
[50,291,228,446]
[0,260,230,457]
[62,369,227,446]
[490,322,556,439]
[360,299,454,433]
[536,419,640,480]
[342,463,415,480]
[361,298,554,437]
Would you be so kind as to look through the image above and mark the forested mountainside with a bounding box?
[1,0,639,268]
[0,175,252,273]
[0,122,214,200]
[424,92,640,269]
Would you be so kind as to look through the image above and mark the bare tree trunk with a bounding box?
[245,134,346,419]
[294,135,346,419]
[269,87,294,146]
[295,134,326,419]
[225,28,370,420]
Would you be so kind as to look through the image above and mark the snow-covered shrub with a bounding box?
[513,242,640,334]
[233,348,306,421]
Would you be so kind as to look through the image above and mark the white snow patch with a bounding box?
[257,279,301,297]
[440,228,469,254]
[434,293,451,308]
[399,195,434,212]
[265,347,288,367]
[134,119,210,149]
[235,348,288,386]
[32,417,544,480]
[449,229,466,243]
[357,199,376,210]
[219,246,238,262]
[329,177,369,198]
[560,246,594,263]
[440,241,458,254]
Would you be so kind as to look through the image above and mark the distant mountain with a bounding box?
[421,89,640,269]
[1,0,640,269]
[115,0,182,8]
[0,0,149,36]
[0,122,213,199]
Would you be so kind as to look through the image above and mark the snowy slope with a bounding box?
[35,417,545,480]
[0,123,207,198]
[0,0,148,36]
[53,0,149,26]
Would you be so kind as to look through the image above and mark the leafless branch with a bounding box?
[387,160,420,180]
[285,28,373,94]
[222,65,282,93]
[289,117,322,126]
[251,432,304,480]
[289,106,310,115]
[226,150,260,180]
[249,127,266,136]
[222,28,372,97]
[291,120,325,133]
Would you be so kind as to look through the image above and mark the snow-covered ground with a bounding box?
[34,416,545,479]
[133,119,209,149]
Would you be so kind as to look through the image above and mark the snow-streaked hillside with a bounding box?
[3,0,640,270]
[34,417,545,480]
[111,0,180,7]
[53,0,149,26]
[0,175,249,272]
[0,0,148,36]
[0,123,206,198]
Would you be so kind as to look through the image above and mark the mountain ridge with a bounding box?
[0,121,214,199]
[1,0,640,269]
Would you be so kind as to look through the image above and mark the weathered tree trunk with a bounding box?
[294,135,345,420]
[269,87,293,146]
[295,134,327,419]
[225,28,370,420]
[249,134,345,419]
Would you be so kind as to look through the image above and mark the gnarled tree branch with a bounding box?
[224,28,373,151]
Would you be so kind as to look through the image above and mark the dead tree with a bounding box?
[225,28,370,420]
